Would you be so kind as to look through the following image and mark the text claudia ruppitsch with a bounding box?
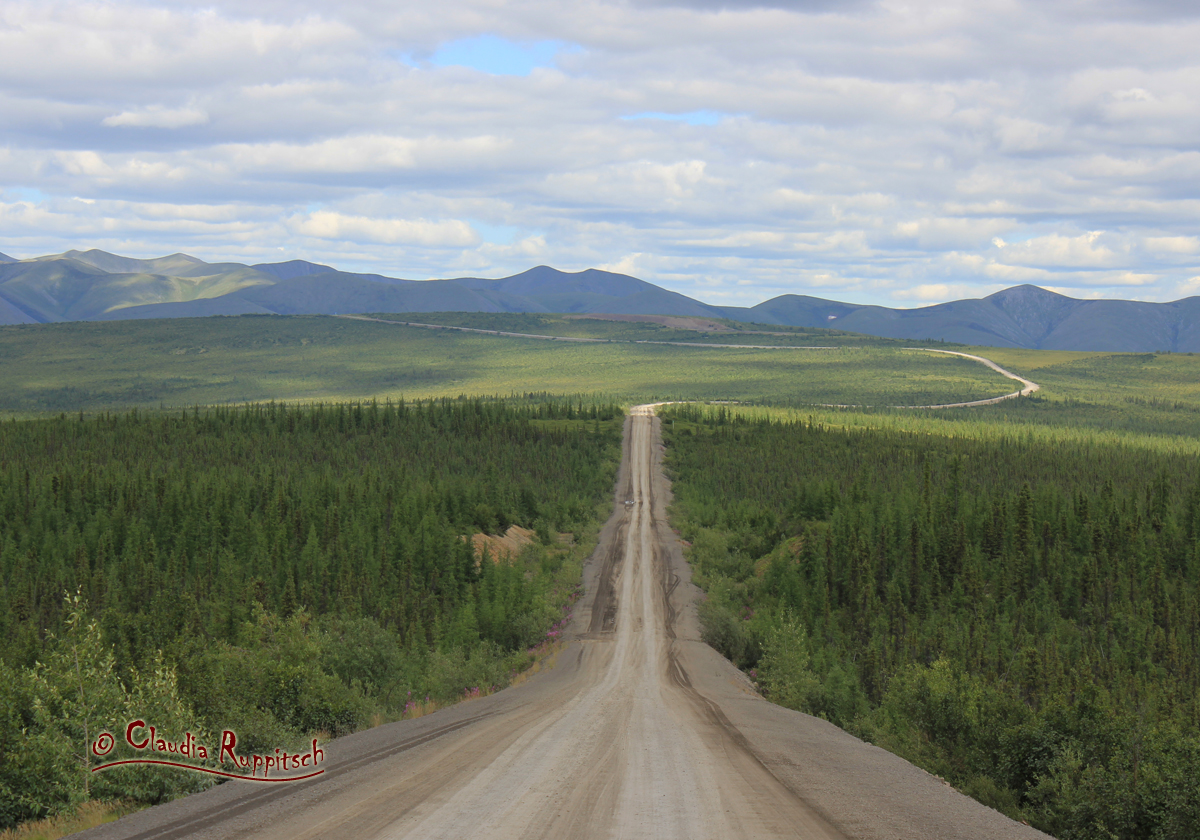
[90,720,326,782]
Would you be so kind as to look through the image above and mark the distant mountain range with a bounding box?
[1,248,1196,352]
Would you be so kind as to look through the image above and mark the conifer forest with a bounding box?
[3,320,1200,840]
[0,399,622,828]
[661,404,1200,839]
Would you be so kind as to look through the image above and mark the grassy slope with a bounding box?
[7,313,1199,436]
[375,311,922,346]
[963,346,1200,438]
[0,315,1016,415]
[0,259,271,322]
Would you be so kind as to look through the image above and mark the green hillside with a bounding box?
[0,258,273,321]
[40,249,209,275]
[7,249,1200,352]
[748,285,1200,352]
[373,311,908,346]
[0,315,1014,415]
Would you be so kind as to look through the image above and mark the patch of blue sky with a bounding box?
[473,222,522,244]
[621,110,724,126]
[431,35,575,76]
[6,187,47,203]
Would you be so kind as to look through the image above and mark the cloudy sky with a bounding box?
[1,0,1198,306]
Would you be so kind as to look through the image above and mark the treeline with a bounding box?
[0,398,623,829]
[662,405,1200,840]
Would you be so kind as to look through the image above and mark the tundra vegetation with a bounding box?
[5,312,1200,837]
[662,403,1200,839]
[0,315,1012,416]
[363,311,911,346]
[0,398,621,829]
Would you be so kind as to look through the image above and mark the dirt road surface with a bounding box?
[79,408,1050,840]
[898,349,1040,408]
[821,349,1042,409]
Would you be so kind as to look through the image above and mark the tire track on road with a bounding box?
[76,405,1050,840]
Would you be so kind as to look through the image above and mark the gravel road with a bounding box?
[77,408,1051,840]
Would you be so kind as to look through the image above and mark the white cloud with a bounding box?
[1176,276,1200,298]
[1101,271,1159,286]
[994,231,1124,268]
[216,133,515,177]
[1144,235,1200,255]
[597,253,645,277]
[54,151,111,178]
[4,0,1200,306]
[542,160,709,208]
[982,262,1055,282]
[1042,286,1110,299]
[891,217,1016,250]
[289,211,479,247]
[103,105,209,129]
[893,283,996,302]
[993,116,1064,153]
[681,230,789,249]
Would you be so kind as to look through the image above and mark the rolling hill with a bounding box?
[0,250,733,325]
[0,256,273,323]
[738,285,1200,352]
[2,247,1198,351]
[251,259,336,280]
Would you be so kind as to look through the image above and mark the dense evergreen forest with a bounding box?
[0,398,622,829]
[661,406,1200,840]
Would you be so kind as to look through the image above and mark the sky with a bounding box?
[1,0,1199,308]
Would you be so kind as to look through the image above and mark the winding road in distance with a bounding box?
[338,314,1041,409]
[80,408,1049,840]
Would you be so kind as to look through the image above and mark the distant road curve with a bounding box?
[819,349,1041,409]
[904,349,1041,407]
[337,316,1040,409]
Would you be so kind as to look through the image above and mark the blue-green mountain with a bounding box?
[1,248,1195,351]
